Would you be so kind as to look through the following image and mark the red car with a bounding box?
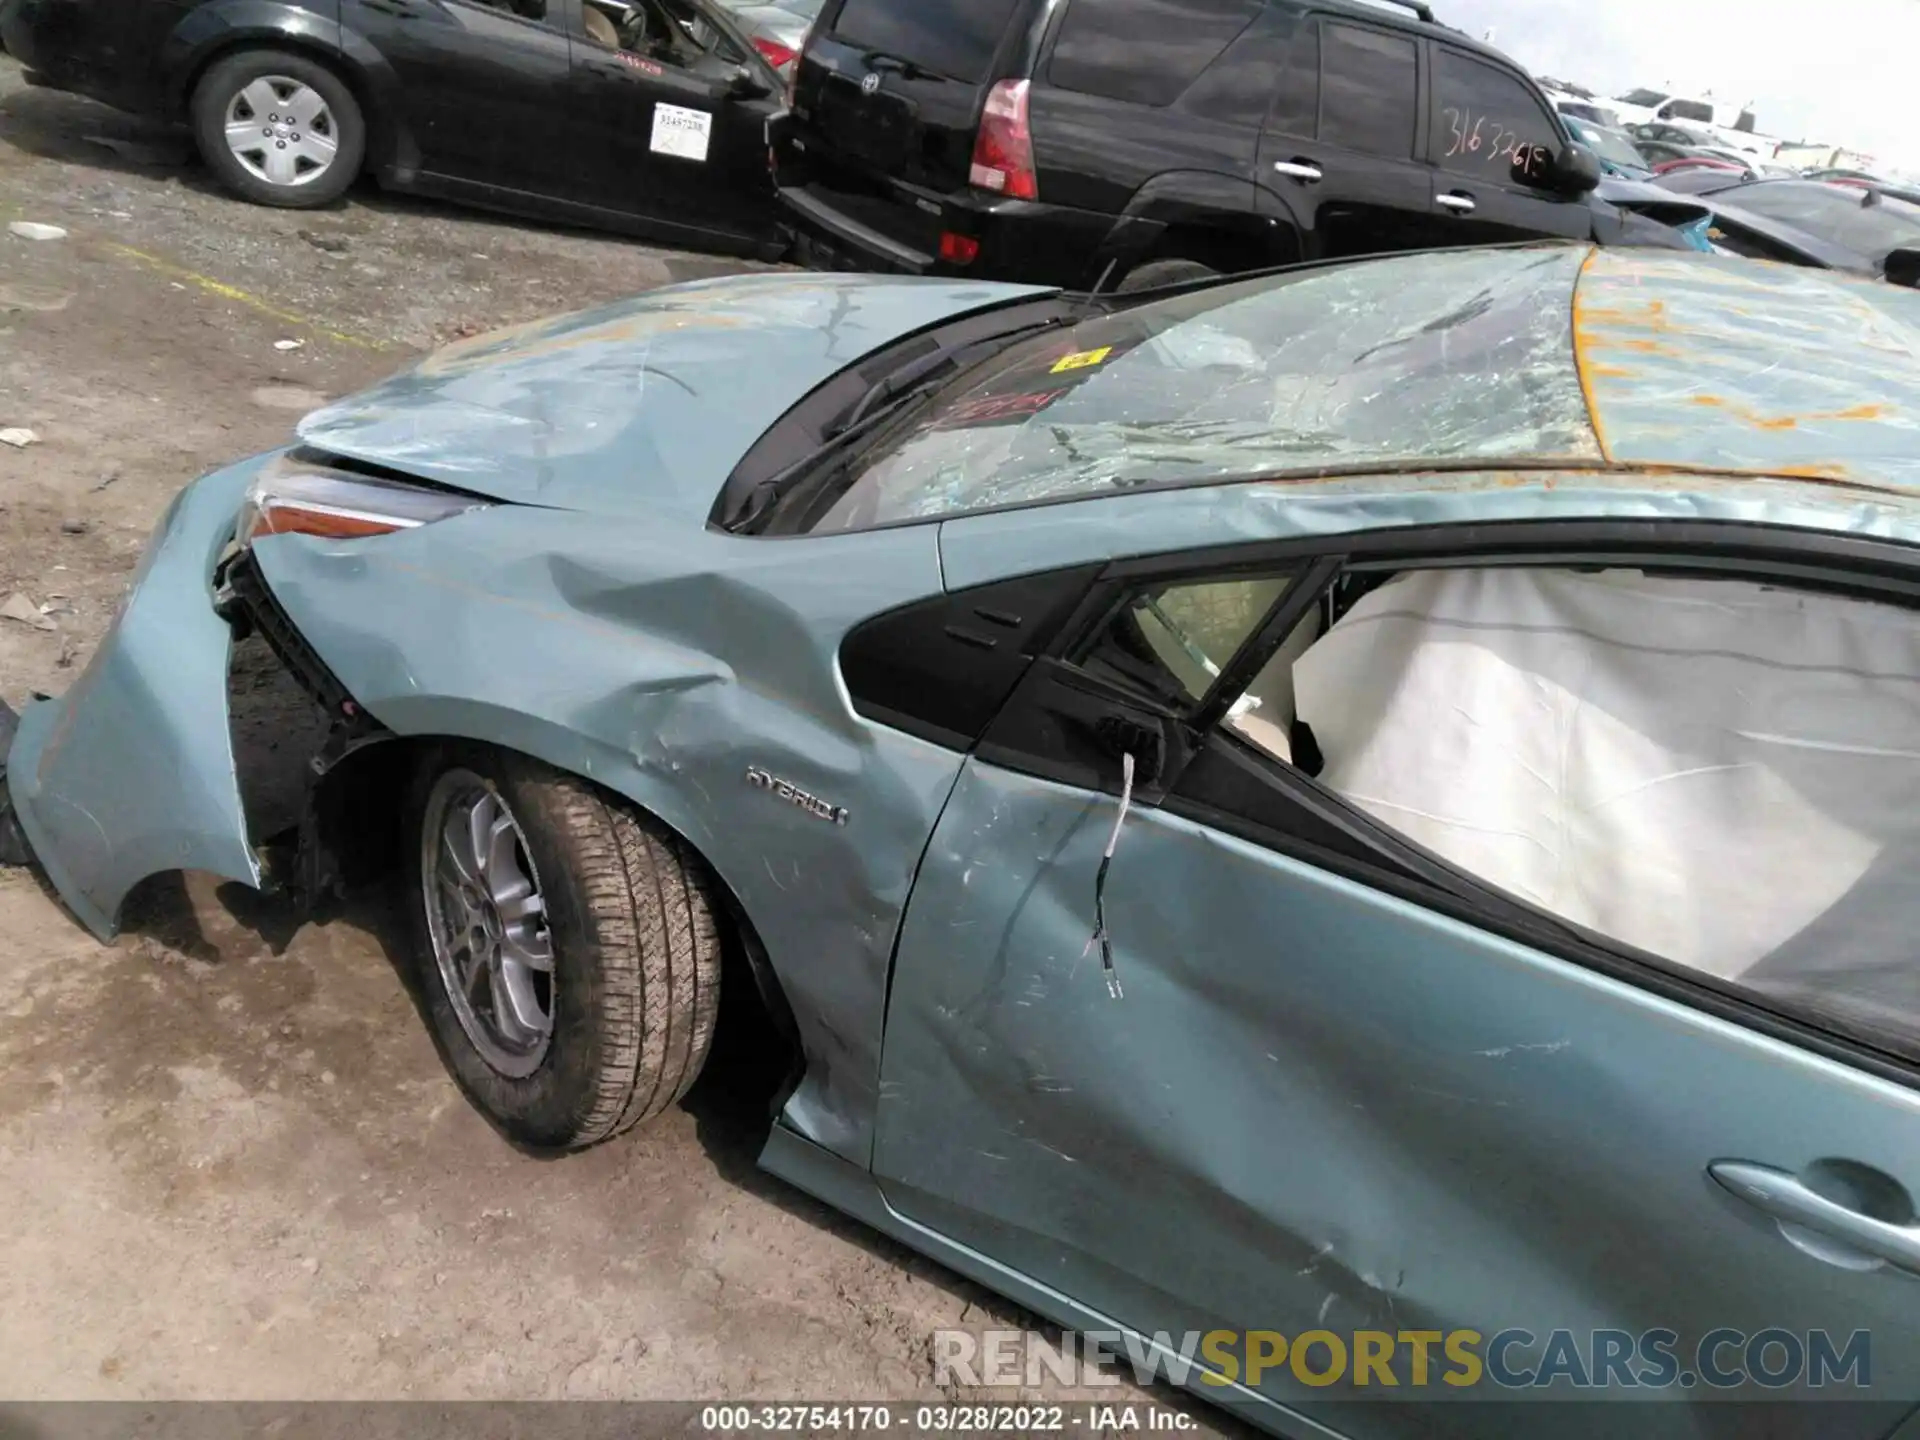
[1654,155,1751,177]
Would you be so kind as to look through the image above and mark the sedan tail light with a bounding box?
[782,22,813,108]
[753,36,798,70]
[970,79,1038,201]
[234,455,491,547]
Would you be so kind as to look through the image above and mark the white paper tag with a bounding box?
[650,104,713,162]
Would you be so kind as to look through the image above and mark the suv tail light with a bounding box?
[970,79,1038,201]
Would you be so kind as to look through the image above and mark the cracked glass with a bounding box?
[808,244,1600,533]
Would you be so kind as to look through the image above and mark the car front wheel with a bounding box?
[190,50,366,208]
[406,746,721,1150]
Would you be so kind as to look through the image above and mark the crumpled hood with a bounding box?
[297,271,1051,522]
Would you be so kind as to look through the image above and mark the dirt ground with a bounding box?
[0,55,1233,1428]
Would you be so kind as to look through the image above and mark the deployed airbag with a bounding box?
[1293,567,1920,1002]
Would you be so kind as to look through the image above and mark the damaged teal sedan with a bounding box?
[12,245,1920,1437]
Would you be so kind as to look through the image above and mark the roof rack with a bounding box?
[1361,0,1439,23]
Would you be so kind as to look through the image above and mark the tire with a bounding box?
[190,49,365,209]
[1115,258,1220,294]
[405,745,722,1151]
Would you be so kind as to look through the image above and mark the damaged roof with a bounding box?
[298,247,1920,534]
[1574,247,1920,489]
[797,244,1920,537]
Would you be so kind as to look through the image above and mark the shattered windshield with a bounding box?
[804,245,1599,533]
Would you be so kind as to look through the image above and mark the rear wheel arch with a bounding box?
[1104,173,1304,284]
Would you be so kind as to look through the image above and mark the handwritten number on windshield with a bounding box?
[1442,107,1550,180]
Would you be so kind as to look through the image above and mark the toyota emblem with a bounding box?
[861,72,882,96]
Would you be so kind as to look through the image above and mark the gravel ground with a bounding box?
[0,54,1235,1431]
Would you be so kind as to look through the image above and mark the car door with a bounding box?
[1423,44,1592,244]
[1255,15,1451,259]
[343,0,578,191]
[563,0,779,238]
[872,523,1920,1440]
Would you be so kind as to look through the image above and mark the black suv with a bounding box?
[772,0,1649,289]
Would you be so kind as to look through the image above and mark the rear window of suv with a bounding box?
[1047,0,1264,108]
[829,0,1023,83]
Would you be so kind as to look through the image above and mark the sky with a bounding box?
[1430,0,1917,172]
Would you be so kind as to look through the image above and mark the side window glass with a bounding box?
[1222,564,1920,1046]
[1266,16,1319,138]
[1429,49,1558,183]
[584,0,734,62]
[1317,23,1416,159]
[1046,0,1263,108]
[475,0,552,23]
[1080,574,1293,711]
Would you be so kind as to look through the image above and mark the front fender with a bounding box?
[251,508,962,1168]
[7,460,267,939]
[159,0,344,111]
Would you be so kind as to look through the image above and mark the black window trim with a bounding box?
[994,515,1920,1092]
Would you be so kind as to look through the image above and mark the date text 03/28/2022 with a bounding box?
[700,1405,1196,1432]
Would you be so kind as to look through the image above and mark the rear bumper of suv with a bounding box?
[773,129,1127,289]
[777,179,1124,288]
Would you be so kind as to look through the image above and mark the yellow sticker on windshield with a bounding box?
[1051,346,1113,374]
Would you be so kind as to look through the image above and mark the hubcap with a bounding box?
[223,76,339,187]
[421,771,555,1078]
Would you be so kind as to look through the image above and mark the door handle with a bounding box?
[1272,160,1323,183]
[1709,1160,1920,1277]
[1436,191,1476,213]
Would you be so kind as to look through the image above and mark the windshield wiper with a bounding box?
[722,318,1071,535]
[722,381,947,535]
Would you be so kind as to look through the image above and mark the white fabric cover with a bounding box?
[1292,568,1920,987]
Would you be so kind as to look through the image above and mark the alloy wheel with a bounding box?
[420,770,556,1078]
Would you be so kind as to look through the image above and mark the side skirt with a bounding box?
[756,1124,1328,1440]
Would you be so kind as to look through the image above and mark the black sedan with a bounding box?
[1672,178,1920,285]
[0,0,788,255]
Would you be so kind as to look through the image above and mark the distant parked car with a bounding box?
[1541,86,1620,129]
[1655,164,1765,195]
[713,0,820,69]
[0,0,788,255]
[1680,179,1920,284]
[1807,170,1920,208]
[1612,87,1718,127]
[1564,117,1654,180]
[768,0,1710,292]
[1655,156,1751,178]
[1555,100,1619,127]
[1637,140,1754,175]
